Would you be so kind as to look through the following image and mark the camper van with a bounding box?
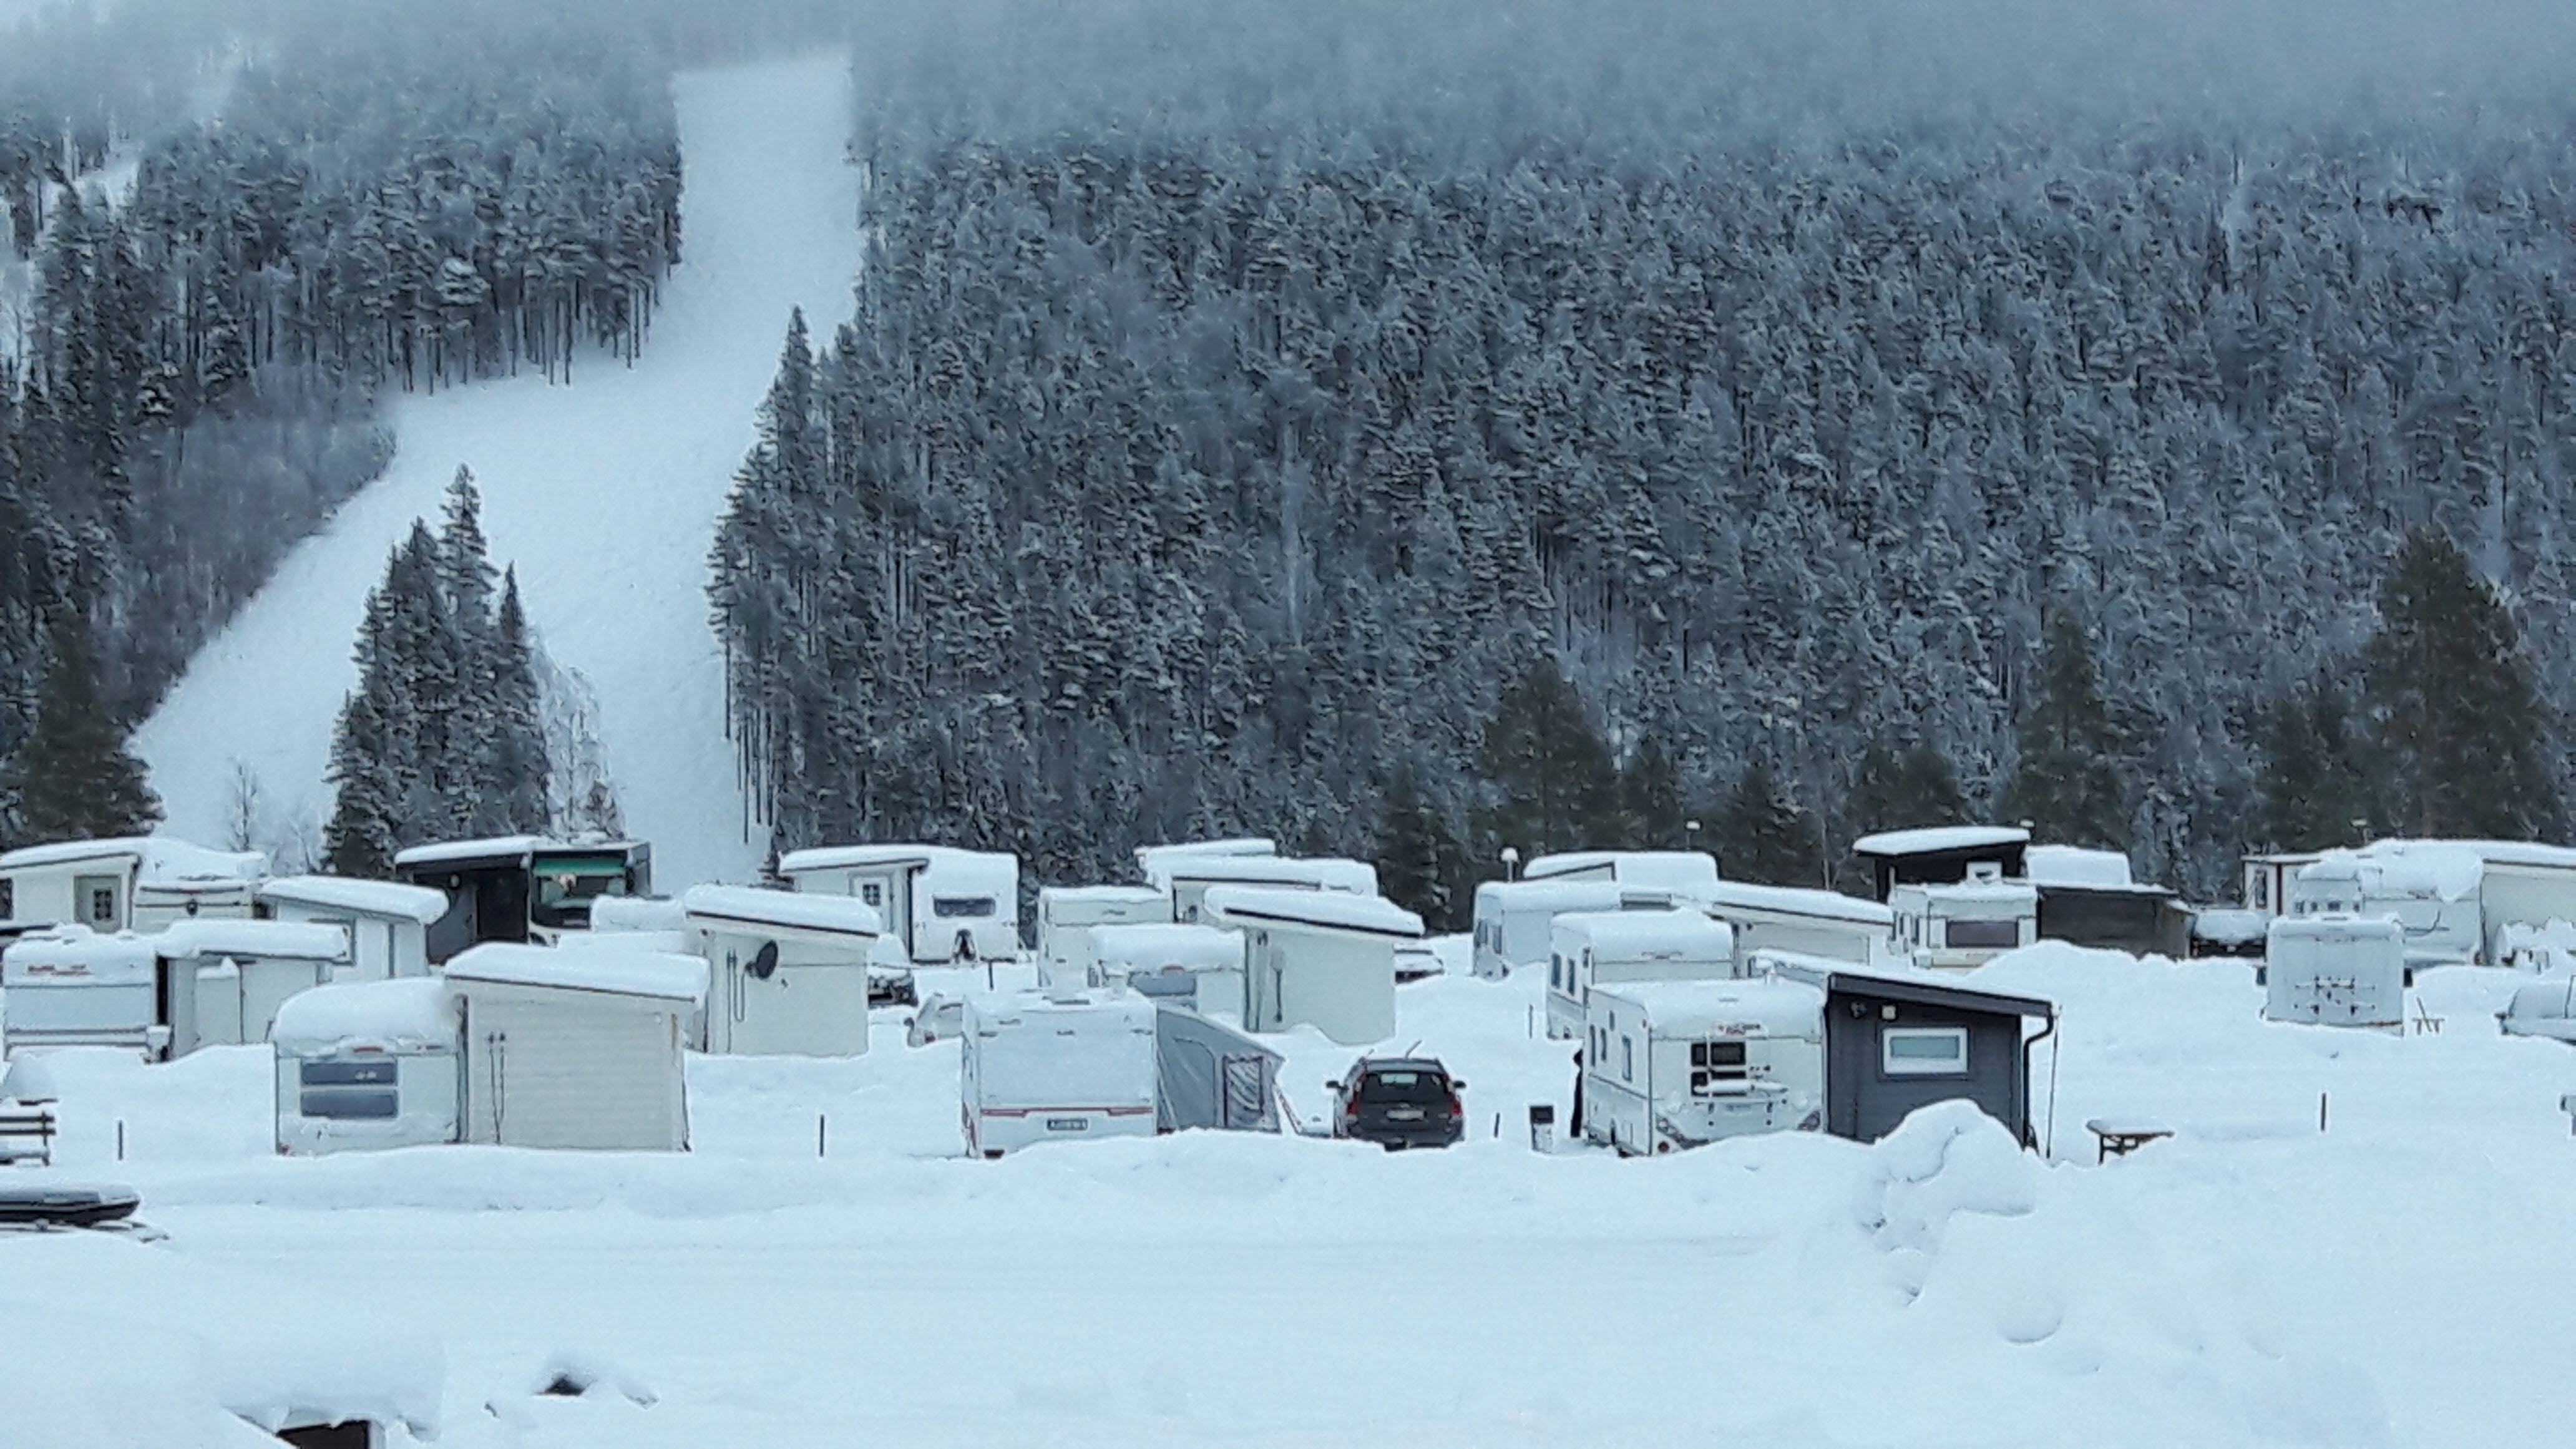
[1580,978,1825,1154]
[393,836,653,962]
[273,977,464,1156]
[1037,886,1172,987]
[1697,881,1895,971]
[0,836,264,933]
[1520,851,1720,900]
[961,990,1159,1158]
[2264,914,2408,1030]
[1545,911,1737,1040]
[778,844,1020,964]
[1888,871,2037,971]
[1469,878,1677,980]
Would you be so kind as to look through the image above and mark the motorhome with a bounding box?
[1468,878,1677,980]
[2263,914,2408,1030]
[777,844,1020,964]
[393,836,653,962]
[1580,977,1826,1154]
[1888,870,2038,971]
[2285,847,2482,966]
[1520,851,1720,900]
[961,989,1159,1158]
[1545,910,1737,1040]
[1154,855,1378,926]
[1037,885,1171,987]
[1697,880,1895,971]
[0,836,265,933]
[1203,886,1423,1045]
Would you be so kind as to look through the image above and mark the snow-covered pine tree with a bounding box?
[2363,532,2560,839]
[1718,758,1814,887]
[436,467,505,833]
[8,613,161,844]
[489,567,552,834]
[2003,608,2130,852]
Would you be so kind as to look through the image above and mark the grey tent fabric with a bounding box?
[1154,1007,1282,1133]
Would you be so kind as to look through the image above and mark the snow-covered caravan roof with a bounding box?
[2368,838,2576,872]
[590,894,690,932]
[391,834,548,868]
[1133,838,1277,878]
[1,926,159,985]
[2191,908,2269,946]
[968,987,1159,1028]
[1201,886,1422,940]
[1154,854,1378,894]
[2024,846,2135,888]
[444,941,708,1002]
[682,883,882,940]
[272,977,460,1054]
[2268,912,2406,945]
[1041,884,1169,913]
[1898,880,2039,909]
[1757,954,2054,1020]
[2298,846,2483,902]
[1475,877,1676,912]
[778,842,1013,875]
[1090,922,1244,972]
[1590,977,1825,1038]
[1700,880,1892,927]
[153,919,349,962]
[1521,851,1720,895]
[1551,909,1735,962]
[0,835,266,882]
[257,874,449,925]
[1850,825,2031,857]
[0,1231,443,1443]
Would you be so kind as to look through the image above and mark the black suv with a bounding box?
[1327,1057,1466,1150]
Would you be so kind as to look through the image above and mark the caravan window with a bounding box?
[0,879,12,918]
[77,874,119,927]
[1881,1027,1969,1076]
[1621,1036,1634,1083]
[1690,1040,1747,1094]
[859,882,884,908]
[1944,919,2019,950]
[300,1058,400,1119]
[934,896,997,919]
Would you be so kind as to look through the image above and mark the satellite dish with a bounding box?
[748,941,781,981]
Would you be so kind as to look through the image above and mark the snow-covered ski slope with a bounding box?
[134,56,859,887]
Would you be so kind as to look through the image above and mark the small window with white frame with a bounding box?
[1881,1025,1969,1076]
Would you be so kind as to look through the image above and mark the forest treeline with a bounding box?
[710,0,2576,916]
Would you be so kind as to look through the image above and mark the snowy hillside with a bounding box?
[132,55,861,888]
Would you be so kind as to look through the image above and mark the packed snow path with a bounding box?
[134,56,860,886]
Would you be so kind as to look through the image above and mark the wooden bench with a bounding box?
[0,1104,57,1167]
[2086,1118,2172,1164]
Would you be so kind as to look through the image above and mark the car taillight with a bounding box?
[1445,1090,1463,1118]
[1342,1093,1360,1117]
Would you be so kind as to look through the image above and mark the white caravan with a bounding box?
[1581,977,1826,1155]
[1037,885,1171,987]
[1089,922,1247,1015]
[0,836,265,933]
[1154,855,1378,926]
[1468,878,1677,980]
[273,977,463,1156]
[1,927,162,1056]
[444,942,705,1151]
[1546,910,1737,1040]
[1520,851,1721,900]
[1699,880,1896,971]
[258,875,448,981]
[681,884,883,1057]
[2264,914,2408,1030]
[778,844,1020,964]
[1888,871,2037,970]
[961,988,1159,1158]
[2287,847,2483,965]
[1204,886,1423,1045]
[155,918,350,1055]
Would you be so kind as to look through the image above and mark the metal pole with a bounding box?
[818,1114,827,1158]
[2318,1092,2328,1133]
[115,1119,125,1162]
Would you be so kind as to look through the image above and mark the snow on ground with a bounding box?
[133,56,862,888]
[8,939,2576,1445]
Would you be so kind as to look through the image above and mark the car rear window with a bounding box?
[1359,1070,1448,1105]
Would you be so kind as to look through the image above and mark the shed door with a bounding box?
[478,996,680,1149]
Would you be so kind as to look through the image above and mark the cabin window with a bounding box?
[1881,1026,1969,1076]
[1690,1040,1748,1095]
[1943,919,2020,950]
[299,1059,401,1119]
[934,896,997,919]
[859,882,884,908]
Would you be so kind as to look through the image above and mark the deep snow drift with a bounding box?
[132,56,861,887]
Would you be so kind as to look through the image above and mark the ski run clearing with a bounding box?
[132,56,862,890]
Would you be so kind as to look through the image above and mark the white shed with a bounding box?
[257,875,447,982]
[778,844,1020,964]
[155,918,349,1055]
[1,926,162,1056]
[1699,880,1895,972]
[1154,855,1378,926]
[1089,921,1247,1016]
[1520,850,1721,900]
[681,884,882,1057]
[0,836,265,934]
[2263,914,2408,1030]
[273,977,464,1156]
[1545,910,1737,1039]
[443,942,705,1151]
[1201,886,1422,1046]
[1581,977,1826,1154]
[1037,885,1171,987]
[1468,878,1678,980]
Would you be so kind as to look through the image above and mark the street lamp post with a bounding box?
[1500,846,1520,882]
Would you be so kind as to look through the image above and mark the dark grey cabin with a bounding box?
[1770,962,2054,1145]
[2035,883,2193,958]
[1848,826,2031,903]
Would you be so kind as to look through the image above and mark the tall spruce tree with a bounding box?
[1475,657,1620,858]
[1850,739,1968,836]
[2256,676,2372,850]
[8,614,160,843]
[2363,532,2559,839]
[1376,768,1473,933]
[2004,608,2129,849]
[488,566,551,833]
[1719,758,1815,886]
[1614,738,1687,851]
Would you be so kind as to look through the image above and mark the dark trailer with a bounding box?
[1848,826,2031,904]
[393,836,652,964]
[1765,959,2054,1146]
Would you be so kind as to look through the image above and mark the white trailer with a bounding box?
[257,874,447,981]
[1888,873,2038,971]
[778,844,1020,964]
[0,836,264,933]
[1698,880,1895,971]
[1,927,163,1056]
[1090,922,1246,1015]
[1520,850,1721,900]
[1546,910,1737,1040]
[444,942,705,1151]
[961,989,1159,1158]
[155,918,350,1055]
[1153,855,1378,926]
[1037,885,1171,987]
[1204,886,1423,1045]
[1468,878,1677,980]
[681,884,882,1057]
[2264,914,2408,1030]
[273,977,464,1156]
[1581,977,1826,1154]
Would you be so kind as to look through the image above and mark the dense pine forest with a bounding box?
[711,0,2576,914]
